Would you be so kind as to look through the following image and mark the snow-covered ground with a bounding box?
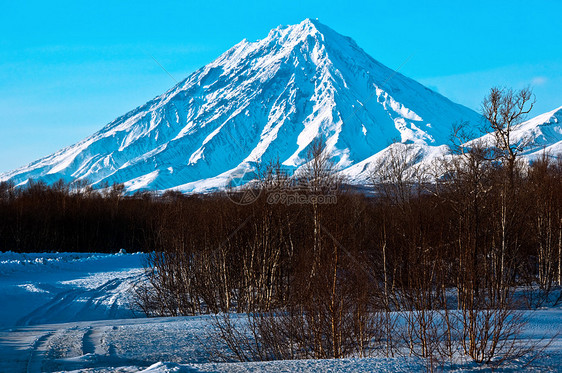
[1,252,561,372]
[0,252,144,328]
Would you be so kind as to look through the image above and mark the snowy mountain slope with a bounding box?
[510,106,562,149]
[341,142,450,183]
[476,105,562,159]
[0,19,484,192]
[343,106,562,183]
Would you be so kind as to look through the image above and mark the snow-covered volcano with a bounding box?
[1,19,483,192]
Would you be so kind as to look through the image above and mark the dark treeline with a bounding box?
[126,152,562,311]
[0,180,160,253]
[2,149,560,297]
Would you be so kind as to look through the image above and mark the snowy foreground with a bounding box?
[1,252,561,372]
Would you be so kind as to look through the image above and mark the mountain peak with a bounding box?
[264,18,327,46]
[294,18,332,35]
[300,17,320,26]
[294,17,322,32]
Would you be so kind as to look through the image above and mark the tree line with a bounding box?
[0,179,160,253]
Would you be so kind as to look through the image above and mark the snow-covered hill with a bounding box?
[0,19,484,193]
[477,105,562,160]
[342,106,562,183]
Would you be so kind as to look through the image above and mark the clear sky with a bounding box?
[1,0,561,173]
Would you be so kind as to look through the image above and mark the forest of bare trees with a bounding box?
[0,88,560,369]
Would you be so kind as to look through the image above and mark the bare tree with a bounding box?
[482,86,535,184]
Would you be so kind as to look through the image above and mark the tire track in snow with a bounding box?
[82,326,106,356]
[82,327,96,355]
[16,271,143,326]
[26,331,54,373]
[17,290,78,326]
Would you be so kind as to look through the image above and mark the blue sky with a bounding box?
[1,0,561,173]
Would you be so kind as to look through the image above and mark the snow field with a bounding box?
[0,252,561,372]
